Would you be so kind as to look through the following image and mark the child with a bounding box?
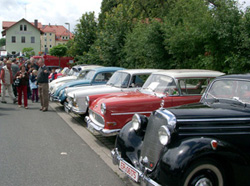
[30,70,39,102]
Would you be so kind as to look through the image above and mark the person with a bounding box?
[30,57,39,70]
[11,59,20,98]
[15,65,29,108]
[0,61,4,97]
[0,60,17,104]
[25,62,32,99]
[37,57,49,112]
[30,69,39,102]
[50,68,58,81]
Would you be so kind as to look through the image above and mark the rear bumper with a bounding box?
[111,148,161,186]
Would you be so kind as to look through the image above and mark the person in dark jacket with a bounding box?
[37,58,49,112]
[15,65,29,108]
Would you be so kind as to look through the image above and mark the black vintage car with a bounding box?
[111,74,250,186]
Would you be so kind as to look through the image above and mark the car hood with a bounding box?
[56,79,91,93]
[167,102,250,123]
[68,85,122,98]
[51,76,76,84]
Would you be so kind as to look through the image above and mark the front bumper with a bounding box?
[111,148,161,186]
[85,116,120,136]
[64,101,86,115]
[50,93,59,102]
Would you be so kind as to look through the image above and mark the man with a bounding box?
[11,59,20,98]
[37,57,49,112]
[0,60,17,103]
[30,57,39,70]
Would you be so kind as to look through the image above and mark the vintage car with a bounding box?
[85,69,224,136]
[49,65,101,96]
[64,69,159,115]
[111,74,250,186]
[51,67,124,104]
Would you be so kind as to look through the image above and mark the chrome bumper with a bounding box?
[50,93,59,102]
[64,102,71,113]
[85,116,120,136]
[111,148,161,186]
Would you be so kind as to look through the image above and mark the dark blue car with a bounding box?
[51,67,124,104]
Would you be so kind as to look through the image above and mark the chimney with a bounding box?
[34,19,38,27]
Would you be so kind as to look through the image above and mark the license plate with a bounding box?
[87,123,95,133]
[64,103,69,113]
[119,160,139,182]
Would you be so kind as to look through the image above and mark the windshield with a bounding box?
[205,79,250,104]
[107,72,130,87]
[77,70,90,79]
[67,69,75,76]
[84,70,95,81]
[141,74,177,95]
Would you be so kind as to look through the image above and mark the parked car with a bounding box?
[85,69,224,136]
[111,74,250,186]
[49,65,102,96]
[51,67,124,104]
[64,69,159,115]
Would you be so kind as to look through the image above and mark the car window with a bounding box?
[107,72,130,87]
[94,72,114,82]
[179,78,209,95]
[77,70,90,79]
[129,74,150,87]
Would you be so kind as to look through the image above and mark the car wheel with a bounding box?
[182,160,224,186]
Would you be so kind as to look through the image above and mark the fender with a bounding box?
[158,137,248,186]
[116,122,143,166]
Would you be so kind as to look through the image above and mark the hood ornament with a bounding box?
[160,99,164,109]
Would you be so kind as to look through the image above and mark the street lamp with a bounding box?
[65,22,70,40]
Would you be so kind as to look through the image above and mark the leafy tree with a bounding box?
[69,12,97,59]
[22,47,35,58]
[49,44,67,67]
[0,38,6,47]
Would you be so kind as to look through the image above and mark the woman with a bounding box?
[15,65,29,108]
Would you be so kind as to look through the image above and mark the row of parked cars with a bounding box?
[49,65,250,186]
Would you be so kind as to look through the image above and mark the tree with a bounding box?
[0,38,5,47]
[49,45,67,67]
[22,47,35,58]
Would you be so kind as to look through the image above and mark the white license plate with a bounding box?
[119,160,139,182]
[87,123,95,133]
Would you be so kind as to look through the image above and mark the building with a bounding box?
[2,18,43,56]
[1,18,73,56]
[40,24,73,54]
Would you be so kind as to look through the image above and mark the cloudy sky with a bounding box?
[1,0,250,38]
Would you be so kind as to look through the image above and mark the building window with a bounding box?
[11,36,16,43]
[44,45,47,48]
[21,36,25,43]
[63,36,65,39]
[50,45,52,48]
[31,37,35,43]
[24,25,27,31]
[44,38,47,41]
[50,33,52,36]
[50,39,52,42]
[44,33,47,36]
[20,25,23,31]
[12,51,16,55]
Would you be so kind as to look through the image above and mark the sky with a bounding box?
[1,0,250,38]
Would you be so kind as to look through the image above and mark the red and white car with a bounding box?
[85,69,224,136]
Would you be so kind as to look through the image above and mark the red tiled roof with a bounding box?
[2,21,42,29]
[41,25,73,40]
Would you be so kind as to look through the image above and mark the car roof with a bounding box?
[215,74,250,80]
[89,67,125,72]
[116,69,160,75]
[152,69,224,79]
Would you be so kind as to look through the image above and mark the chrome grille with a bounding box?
[89,109,105,127]
[140,111,166,170]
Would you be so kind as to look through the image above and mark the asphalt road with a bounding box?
[0,96,126,186]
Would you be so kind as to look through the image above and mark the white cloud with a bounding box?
[0,0,102,36]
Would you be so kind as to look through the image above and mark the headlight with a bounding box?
[73,94,76,102]
[158,125,171,145]
[85,96,89,106]
[132,114,148,133]
[132,114,141,131]
[101,103,106,115]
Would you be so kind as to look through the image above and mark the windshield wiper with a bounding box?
[231,97,247,107]
[206,93,219,104]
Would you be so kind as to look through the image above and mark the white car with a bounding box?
[64,69,159,115]
[49,65,101,95]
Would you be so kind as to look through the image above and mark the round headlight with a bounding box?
[132,114,141,131]
[85,96,89,106]
[158,126,170,145]
[101,103,106,115]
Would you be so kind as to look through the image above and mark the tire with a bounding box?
[182,159,225,186]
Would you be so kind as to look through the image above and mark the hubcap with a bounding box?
[195,178,213,186]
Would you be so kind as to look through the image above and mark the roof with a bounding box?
[117,69,160,75]
[41,25,73,40]
[153,69,225,79]
[216,74,250,80]
[2,18,43,36]
[90,67,125,73]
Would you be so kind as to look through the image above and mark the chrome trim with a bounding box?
[111,111,152,116]
[85,116,120,136]
[111,148,161,186]
[156,109,177,127]
[177,118,250,122]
